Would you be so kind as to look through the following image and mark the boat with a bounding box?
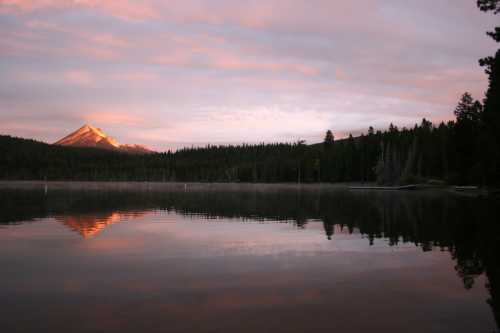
[349,185,417,191]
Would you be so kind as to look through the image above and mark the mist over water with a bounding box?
[0,182,498,333]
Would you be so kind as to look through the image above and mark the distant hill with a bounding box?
[54,124,153,154]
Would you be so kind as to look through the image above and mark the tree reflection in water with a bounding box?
[0,185,498,329]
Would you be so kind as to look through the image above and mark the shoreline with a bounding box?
[0,180,494,196]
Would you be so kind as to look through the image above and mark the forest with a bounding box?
[0,1,498,186]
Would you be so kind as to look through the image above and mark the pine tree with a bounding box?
[477,0,500,185]
[324,130,334,148]
[402,136,418,183]
[322,130,335,182]
[374,141,386,184]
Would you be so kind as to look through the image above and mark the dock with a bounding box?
[454,186,479,191]
[349,185,417,191]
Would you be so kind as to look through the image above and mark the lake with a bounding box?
[0,182,498,333]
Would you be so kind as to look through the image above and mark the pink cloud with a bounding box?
[111,71,160,83]
[1,0,158,21]
[0,20,129,61]
[2,1,382,34]
[26,20,131,49]
[12,12,321,77]
[24,20,128,60]
[151,0,381,34]
[151,41,320,76]
[0,0,66,12]
[75,44,122,61]
[78,0,158,21]
[212,55,319,75]
[64,69,93,85]
[89,33,131,48]
[151,52,192,66]
[83,111,144,127]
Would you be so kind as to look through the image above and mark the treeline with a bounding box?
[0,114,488,185]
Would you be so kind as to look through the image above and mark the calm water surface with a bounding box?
[0,182,499,333]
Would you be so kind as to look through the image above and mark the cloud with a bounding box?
[0,0,158,21]
[208,52,320,76]
[82,110,145,127]
[0,0,497,149]
[64,69,93,85]
[110,71,160,83]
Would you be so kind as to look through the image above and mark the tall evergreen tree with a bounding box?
[454,92,482,122]
[324,130,334,147]
[477,0,500,185]
[322,130,335,182]
[454,93,482,184]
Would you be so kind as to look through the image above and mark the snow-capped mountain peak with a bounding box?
[54,124,152,154]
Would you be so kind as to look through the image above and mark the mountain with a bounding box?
[54,124,153,154]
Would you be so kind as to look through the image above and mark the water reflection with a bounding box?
[55,212,147,238]
[0,184,499,332]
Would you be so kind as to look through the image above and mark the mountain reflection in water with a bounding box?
[0,183,499,333]
[56,212,147,238]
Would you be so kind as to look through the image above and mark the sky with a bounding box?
[0,0,498,151]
